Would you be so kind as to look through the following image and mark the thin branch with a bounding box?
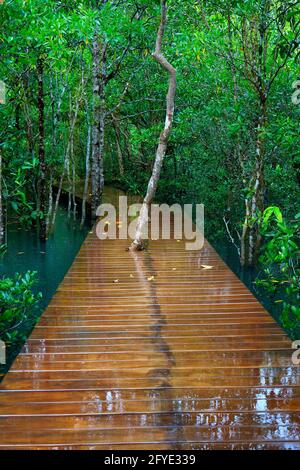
[223,216,241,256]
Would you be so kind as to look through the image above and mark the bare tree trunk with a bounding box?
[227,11,238,103]
[15,103,20,132]
[130,0,177,251]
[71,151,77,220]
[240,101,266,266]
[37,57,47,241]
[52,73,67,148]
[49,71,55,148]
[24,102,34,157]
[46,170,53,231]
[91,34,100,219]
[21,71,34,157]
[81,105,92,227]
[91,33,106,219]
[51,170,65,228]
[112,113,124,177]
[240,3,269,267]
[124,127,132,162]
[51,89,82,228]
[99,99,105,196]
[67,95,73,216]
[0,152,4,245]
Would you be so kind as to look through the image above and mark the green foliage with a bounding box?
[0,271,42,344]
[7,158,41,224]
[257,207,300,334]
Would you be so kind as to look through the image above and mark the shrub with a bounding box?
[257,207,300,336]
[0,271,42,344]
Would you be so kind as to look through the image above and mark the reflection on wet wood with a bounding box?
[0,193,299,449]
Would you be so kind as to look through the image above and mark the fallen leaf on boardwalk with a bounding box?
[130,274,134,278]
[147,276,155,281]
[172,268,177,271]
[201,265,213,270]
[113,279,119,283]
[176,240,181,242]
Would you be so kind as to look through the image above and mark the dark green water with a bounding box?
[0,206,90,376]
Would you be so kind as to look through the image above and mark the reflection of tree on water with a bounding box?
[130,247,186,449]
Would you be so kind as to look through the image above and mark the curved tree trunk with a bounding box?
[130,0,177,251]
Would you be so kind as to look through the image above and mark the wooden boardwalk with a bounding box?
[0,201,299,449]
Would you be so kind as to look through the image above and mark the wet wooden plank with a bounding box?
[0,200,299,449]
[1,395,300,415]
[0,423,300,447]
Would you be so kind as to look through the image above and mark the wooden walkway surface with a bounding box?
[0,198,299,449]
